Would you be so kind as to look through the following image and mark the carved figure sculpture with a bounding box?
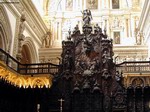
[81,9,92,26]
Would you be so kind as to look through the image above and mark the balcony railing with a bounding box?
[1,48,150,75]
[116,61,150,73]
[0,48,61,75]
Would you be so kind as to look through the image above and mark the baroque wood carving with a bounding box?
[59,9,126,112]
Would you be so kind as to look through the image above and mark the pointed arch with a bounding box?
[43,0,50,15]
[0,24,7,50]
[0,5,12,52]
[22,37,38,63]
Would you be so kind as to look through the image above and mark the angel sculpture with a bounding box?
[81,9,92,26]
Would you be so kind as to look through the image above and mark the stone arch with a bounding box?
[31,78,46,88]
[131,77,145,87]
[22,37,38,63]
[43,0,50,15]
[0,6,12,51]
[0,24,7,50]
[14,77,26,88]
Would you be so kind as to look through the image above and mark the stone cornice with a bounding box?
[113,45,148,55]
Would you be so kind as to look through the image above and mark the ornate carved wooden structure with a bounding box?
[56,9,126,112]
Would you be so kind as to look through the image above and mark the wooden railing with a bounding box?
[0,48,61,75]
[1,48,150,75]
[116,61,150,73]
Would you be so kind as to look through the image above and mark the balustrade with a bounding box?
[0,48,60,75]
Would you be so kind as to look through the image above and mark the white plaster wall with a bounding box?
[3,5,16,55]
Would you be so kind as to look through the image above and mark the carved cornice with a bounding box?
[0,61,52,88]
[21,0,48,36]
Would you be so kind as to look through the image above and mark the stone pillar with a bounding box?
[83,0,86,9]
[98,0,101,10]
[102,0,105,9]
[124,17,127,38]
[128,16,132,38]
[51,20,57,47]
[79,19,82,32]
[16,12,26,62]
[133,16,136,37]
[126,18,129,37]
[105,0,109,9]
[106,17,110,37]
[58,19,62,41]
[52,18,62,48]
[73,0,76,10]
[50,19,54,47]
[102,16,110,36]
[78,0,82,10]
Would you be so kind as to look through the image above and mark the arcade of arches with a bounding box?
[0,0,150,112]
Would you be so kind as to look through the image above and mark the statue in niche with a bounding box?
[102,50,111,69]
[113,17,120,28]
[136,31,142,45]
[81,9,92,26]
[42,32,51,48]
[64,50,73,71]
[134,28,138,38]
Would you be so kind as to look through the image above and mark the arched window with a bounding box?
[112,0,120,9]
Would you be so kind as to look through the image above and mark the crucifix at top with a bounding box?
[58,98,65,112]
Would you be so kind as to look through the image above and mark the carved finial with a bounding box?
[93,80,100,92]
[73,81,80,92]
[104,27,107,35]
[67,29,71,41]
[20,10,26,22]
[94,23,102,34]
[73,24,80,35]
[103,27,108,39]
